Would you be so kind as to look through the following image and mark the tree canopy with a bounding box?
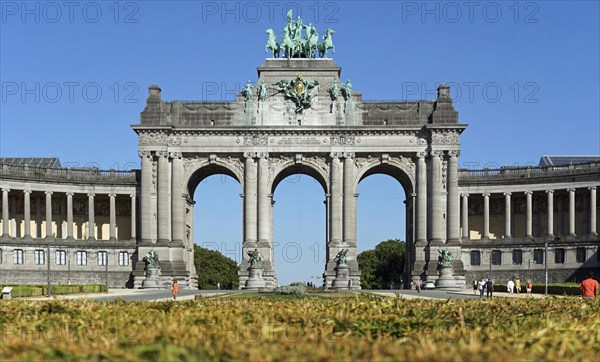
[357,239,405,289]
[194,245,239,290]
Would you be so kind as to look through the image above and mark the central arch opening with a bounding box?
[188,164,242,289]
[272,164,327,286]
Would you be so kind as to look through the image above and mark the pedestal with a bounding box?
[332,264,350,289]
[141,267,163,288]
[435,266,459,289]
[245,266,267,290]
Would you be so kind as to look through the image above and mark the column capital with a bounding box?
[524,191,533,195]
[243,152,258,159]
[23,189,32,194]
[504,192,512,196]
[256,152,269,159]
[546,190,554,194]
[430,150,444,159]
[169,152,183,159]
[1,188,10,193]
[461,193,469,198]
[156,150,169,158]
[567,188,576,193]
[589,186,597,191]
[66,192,74,196]
[416,151,428,159]
[108,193,117,198]
[138,150,153,159]
[342,152,355,159]
[87,192,95,197]
[329,152,343,159]
[45,191,53,195]
[447,150,460,158]
[482,192,490,197]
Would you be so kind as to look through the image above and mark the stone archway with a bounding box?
[133,58,467,290]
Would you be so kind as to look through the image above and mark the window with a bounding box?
[533,249,544,264]
[512,249,523,265]
[491,250,502,265]
[97,251,108,266]
[470,250,481,265]
[56,250,66,265]
[118,251,129,266]
[14,249,24,264]
[76,251,87,266]
[34,250,45,265]
[471,250,481,265]
[576,247,586,263]
[554,248,565,264]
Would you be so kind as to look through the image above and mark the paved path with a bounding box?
[21,288,549,302]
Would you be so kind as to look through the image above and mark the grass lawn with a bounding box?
[1,295,598,361]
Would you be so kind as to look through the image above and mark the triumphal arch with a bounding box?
[131,15,466,289]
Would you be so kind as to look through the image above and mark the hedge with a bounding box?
[0,284,107,298]
[491,283,582,296]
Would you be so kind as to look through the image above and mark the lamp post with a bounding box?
[544,239,548,295]
[105,250,109,293]
[47,243,51,298]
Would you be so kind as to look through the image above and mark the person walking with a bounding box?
[507,279,515,295]
[478,278,486,298]
[515,277,521,295]
[486,279,494,298]
[526,280,533,296]
[171,280,180,300]
[473,280,478,295]
[580,272,598,299]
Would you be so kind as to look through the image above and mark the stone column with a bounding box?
[589,187,597,236]
[461,194,469,239]
[1,188,9,237]
[171,152,184,243]
[35,196,41,238]
[343,153,356,244]
[45,191,53,239]
[546,190,554,237]
[429,151,443,244]
[525,191,533,237]
[109,193,117,240]
[157,151,170,243]
[415,152,427,244]
[504,192,511,238]
[66,192,74,239]
[329,153,342,244]
[87,192,95,240]
[568,188,576,236]
[257,153,270,244]
[446,151,459,244]
[23,190,31,238]
[139,151,153,242]
[244,154,257,244]
[482,193,490,239]
[130,193,137,240]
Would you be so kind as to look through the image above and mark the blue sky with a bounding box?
[1,1,599,285]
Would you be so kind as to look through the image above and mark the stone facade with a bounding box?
[1,58,598,289]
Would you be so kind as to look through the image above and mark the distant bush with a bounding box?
[494,283,581,296]
[1,284,106,298]
[274,283,307,296]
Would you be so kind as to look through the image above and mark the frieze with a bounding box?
[330,134,358,145]
[139,131,168,144]
[431,130,460,145]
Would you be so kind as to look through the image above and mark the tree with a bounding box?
[194,245,239,290]
[357,239,405,289]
